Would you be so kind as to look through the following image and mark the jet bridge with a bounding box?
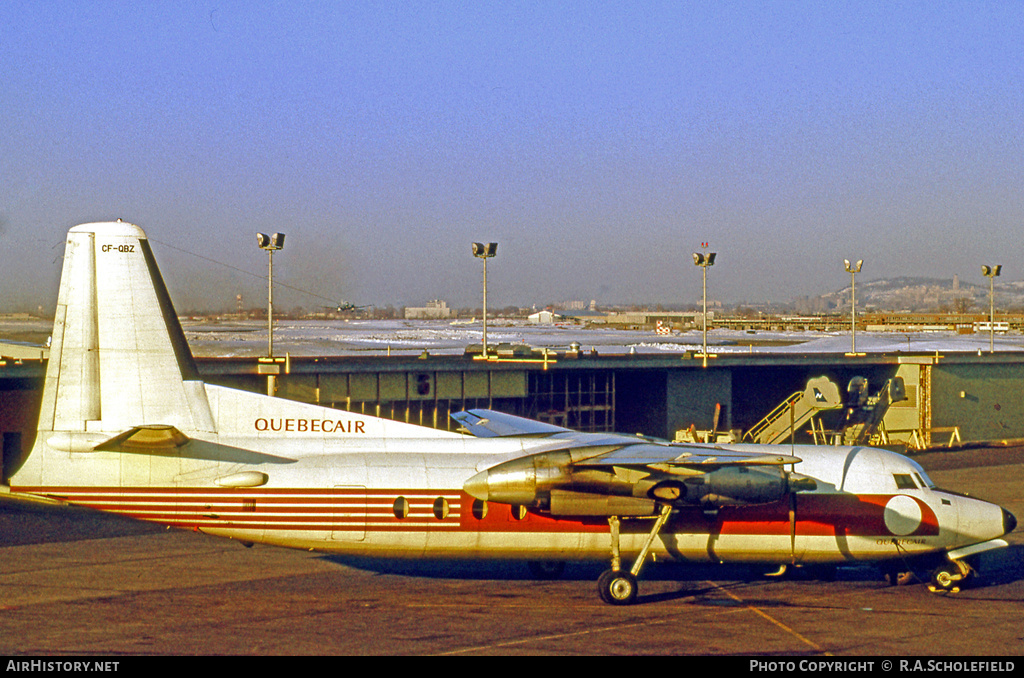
[742,376,843,444]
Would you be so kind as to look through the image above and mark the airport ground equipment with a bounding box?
[743,376,843,444]
[839,377,907,446]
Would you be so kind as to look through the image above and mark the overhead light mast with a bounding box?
[257,232,286,395]
[472,242,498,358]
[982,264,1002,354]
[844,259,863,356]
[692,247,716,368]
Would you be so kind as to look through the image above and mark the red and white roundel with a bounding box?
[883,495,923,536]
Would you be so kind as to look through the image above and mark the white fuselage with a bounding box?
[13,393,1009,567]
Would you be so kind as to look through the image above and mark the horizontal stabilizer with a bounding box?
[90,426,297,464]
[451,409,572,438]
[93,425,190,452]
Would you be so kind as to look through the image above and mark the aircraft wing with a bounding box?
[573,443,801,468]
[451,409,573,437]
[453,409,798,465]
[459,409,812,516]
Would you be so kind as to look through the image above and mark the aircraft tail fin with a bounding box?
[38,222,215,435]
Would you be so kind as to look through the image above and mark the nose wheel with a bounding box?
[597,504,673,605]
[928,559,974,593]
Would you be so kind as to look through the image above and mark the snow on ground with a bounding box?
[174,319,1024,358]
[5,317,1023,359]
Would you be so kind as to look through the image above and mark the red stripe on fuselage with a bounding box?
[11,486,939,538]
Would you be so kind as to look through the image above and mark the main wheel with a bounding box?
[598,569,638,605]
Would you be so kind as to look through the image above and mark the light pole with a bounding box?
[472,242,497,358]
[844,259,863,355]
[982,264,1002,353]
[257,232,285,395]
[692,250,716,368]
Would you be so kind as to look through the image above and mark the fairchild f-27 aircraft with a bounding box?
[5,222,1017,604]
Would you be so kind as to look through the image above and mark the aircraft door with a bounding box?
[330,485,366,541]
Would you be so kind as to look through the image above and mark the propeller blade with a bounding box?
[789,492,797,563]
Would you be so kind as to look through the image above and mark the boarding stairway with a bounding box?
[742,376,843,444]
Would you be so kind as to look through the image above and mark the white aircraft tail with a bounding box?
[10,220,464,490]
[38,221,216,436]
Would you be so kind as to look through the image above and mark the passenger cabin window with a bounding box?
[893,474,918,490]
[393,496,410,519]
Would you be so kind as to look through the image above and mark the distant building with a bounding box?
[596,310,701,329]
[530,308,609,324]
[529,310,563,324]
[555,300,600,312]
[405,299,452,320]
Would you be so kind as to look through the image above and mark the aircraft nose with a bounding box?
[1004,508,1017,535]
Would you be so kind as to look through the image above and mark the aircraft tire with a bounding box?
[929,562,969,593]
[527,560,566,580]
[598,569,638,605]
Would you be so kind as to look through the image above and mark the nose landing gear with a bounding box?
[928,559,974,593]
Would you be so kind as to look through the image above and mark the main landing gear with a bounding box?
[598,504,674,605]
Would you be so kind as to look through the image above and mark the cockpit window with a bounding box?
[893,473,918,490]
[914,472,935,489]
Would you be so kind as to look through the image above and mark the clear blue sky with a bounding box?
[2,1,1022,312]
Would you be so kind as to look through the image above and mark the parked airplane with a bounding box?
[4,222,1016,604]
[323,301,371,313]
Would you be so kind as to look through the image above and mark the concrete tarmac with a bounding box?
[0,447,1021,656]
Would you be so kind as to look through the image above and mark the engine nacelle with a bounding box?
[463,451,575,507]
[652,466,800,506]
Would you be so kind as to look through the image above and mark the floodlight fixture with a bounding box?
[258,232,286,250]
[473,242,498,258]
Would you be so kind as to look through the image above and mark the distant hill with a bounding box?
[815,276,1024,312]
